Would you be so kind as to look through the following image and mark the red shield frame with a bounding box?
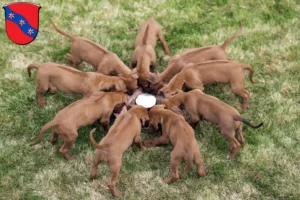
[3,2,41,45]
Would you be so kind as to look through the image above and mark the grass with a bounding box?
[1,0,300,199]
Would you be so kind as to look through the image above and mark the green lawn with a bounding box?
[1,0,300,199]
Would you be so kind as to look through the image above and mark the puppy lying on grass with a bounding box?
[28,62,127,106]
[163,89,263,159]
[144,105,206,184]
[30,91,129,160]
[50,19,138,92]
[159,60,256,110]
[89,105,149,197]
[131,17,170,91]
[149,22,243,94]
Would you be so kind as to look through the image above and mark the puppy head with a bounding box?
[150,104,166,112]
[162,99,182,115]
[158,87,180,98]
[121,76,138,93]
[127,105,150,127]
[140,109,150,127]
[147,72,162,94]
[138,78,151,92]
[113,102,126,113]
[115,80,127,92]
[148,105,165,130]
[138,71,158,92]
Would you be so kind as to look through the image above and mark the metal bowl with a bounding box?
[135,93,157,108]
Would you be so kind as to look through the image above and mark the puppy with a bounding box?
[144,105,205,184]
[148,22,243,94]
[50,19,138,91]
[131,17,170,91]
[28,62,127,106]
[163,89,263,159]
[30,91,128,160]
[159,60,256,109]
[89,105,149,197]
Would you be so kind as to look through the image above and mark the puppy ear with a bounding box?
[162,99,169,108]
[170,90,181,96]
[115,82,127,92]
[127,104,133,110]
[131,60,137,68]
[155,104,166,109]
[150,61,156,68]
[149,120,159,131]
[131,70,139,79]
[141,116,149,127]
[158,90,165,98]
[170,105,182,115]
[147,72,160,84]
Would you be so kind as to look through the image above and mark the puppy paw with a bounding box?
[90,175,97,180]
[143,140,154,147]
[65,155,77,160]
[227,154,235,160]
[50,140,57,145]
[240,104,248,110]
[111,189,122,197]
[50,88,57,94]
[197,169,206,177]
[38,99,46,106]
[163,176,177,184]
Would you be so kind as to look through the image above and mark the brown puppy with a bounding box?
[28,62,127,106]
[131,17,170,91]
[132,16,170,60]
[149,22,243,94]
[30,91,128,160]
[50,19,138,91]
[163,89,263,159]
[144,105,205,184]
[159,60,256,110]
[89,105,149,197]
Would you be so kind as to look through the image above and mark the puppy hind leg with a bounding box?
[90,155,103,179]
[134,134,142,149]
[163,149,181,184]
[66,53,83,68]
[59,128,78,160]
[222,129,241,159]
[231,83,249,110]
[236,125,245,146]
[49,130,59,145]
[190,113,200,129]
[193,150,206,177]
[108,158,122,197]
[49,82,57,94]
[100,117,110,132]
[36,78,49,106]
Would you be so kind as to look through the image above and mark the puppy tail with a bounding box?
[181,147,193,178]
[142,24,150,45]
[233,116,264,129]
[89,128,107,149]
[220,22,243,50]
[243,64,256,83]
[28,63,42,77]
[30,120,56,146]
[49,18,76,41]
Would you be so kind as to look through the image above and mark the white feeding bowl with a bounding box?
[135,93,156,108]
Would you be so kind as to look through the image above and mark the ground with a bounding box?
[0,0,300,199]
